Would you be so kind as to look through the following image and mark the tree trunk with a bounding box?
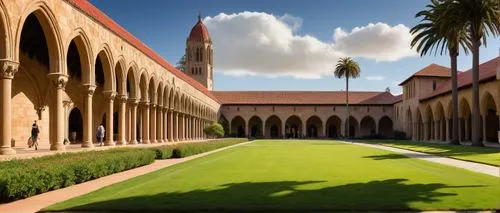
[471,38,482,146]
[346,75,350,139]
[450,52,459,145]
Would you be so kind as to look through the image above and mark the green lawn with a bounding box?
[361,140,500,166]
[45,140,500,212]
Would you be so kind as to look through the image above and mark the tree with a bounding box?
[455,0,500,146]
[218,115,229,137]
[334,57,360,139]
[204,122,224,138]
[176,54,186,71]
[385,87,391,93]
[410,0,470,145]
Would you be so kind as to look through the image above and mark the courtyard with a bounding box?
[44,140,500,212]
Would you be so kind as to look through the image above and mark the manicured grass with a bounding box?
[45,140,500,212]
[361,140,500,166]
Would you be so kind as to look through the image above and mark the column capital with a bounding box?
[48,73,68,89]
[140,100,149,107]
[116,94,128,102]
[103,90,116,100]
[0,59,19,79]
[81,84,96,95]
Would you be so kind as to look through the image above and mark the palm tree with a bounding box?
[410,0,470,145]
[455,0,500,146]
[334,57,360,139]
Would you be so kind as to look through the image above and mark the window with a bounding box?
[367,107,370,112]
[432,81,437,90]
[333,106,336,111]
[237,107,240,111]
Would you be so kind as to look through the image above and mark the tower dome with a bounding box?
[188,15,211,42]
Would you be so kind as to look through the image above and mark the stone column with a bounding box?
[445,119,450,142]
[103,91,116,146]
[458,118,462,142]
[150,104,157,143]
[129,100,138,144]
[184,115,189,140]
[180,113,185,141]
[174,111,179,141]
[116,94,127,145]
[48,73,68,151]
[82,85,95,148]
[482,114,487,143]
[0,60,18,155]
[141,101,150,144]
[168,110,174,142]
[423,122,428,141]
[157,107,163,143]
[465,118,469,141]
[411,122,417,141]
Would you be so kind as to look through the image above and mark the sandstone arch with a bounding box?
[326,115,341,138]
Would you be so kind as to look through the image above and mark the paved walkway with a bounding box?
[0,140,213,161]
[352,142,499,177]
[0,141,251,213]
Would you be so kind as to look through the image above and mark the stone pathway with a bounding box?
[352,142,499,177]
[0,140,212,161]
[0,141,251,213]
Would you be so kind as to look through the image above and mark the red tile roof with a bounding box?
[399,63,452,85]
[66,0,219,103]
[421,56,499,101]
[188,17,211,42]
[213,91,398,105]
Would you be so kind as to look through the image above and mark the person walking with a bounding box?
[97,123,105,146]
[31,120,40,150]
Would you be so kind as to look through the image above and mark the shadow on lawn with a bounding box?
[53,179,484,212]
[363,153,444,160]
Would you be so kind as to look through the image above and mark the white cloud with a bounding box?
[333,23,417,62]
[365,75,385,81]
[204,12,416,79]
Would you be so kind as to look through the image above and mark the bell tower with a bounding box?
[185,14,213,90]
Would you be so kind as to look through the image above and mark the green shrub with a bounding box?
[153,146,174,159]
[171,138,248,158]
[203,122,225,138]
[0,148,156,203]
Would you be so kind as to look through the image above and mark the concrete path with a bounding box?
[353,142,499,177]
[0,141,251,213]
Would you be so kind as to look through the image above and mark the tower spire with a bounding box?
[198,11,201,22]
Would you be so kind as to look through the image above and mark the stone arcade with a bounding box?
[0,0,498,155]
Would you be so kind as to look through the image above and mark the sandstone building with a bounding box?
[0,0,498,155]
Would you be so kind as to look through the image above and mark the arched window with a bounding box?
[196,48,200,62]
[432,81,437,90]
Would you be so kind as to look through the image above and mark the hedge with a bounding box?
[0,148,156,203]
[153,138,248,159]
[0,138,248,203]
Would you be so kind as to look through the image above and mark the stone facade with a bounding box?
[0,0,498,156]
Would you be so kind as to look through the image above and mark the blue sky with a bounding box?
[89,0,499,94]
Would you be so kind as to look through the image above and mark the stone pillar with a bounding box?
[458,118,462,142]
[411,122,417,141]
[82,85,95,148]
[423,122,428,141]
[180,113,185,140]
[116,94,127,145]
[141,101,150,144]
[482,114,487,143]
[465,118,469,141]
[150,104,157,143]
[129,100,138,144]
[0,60,18,155]
[445,119,450,142]
[103,91,115,146]
[185,115,189,140]
[48,73,68,151]
[168,110,173,142]
[157,107,163,143]
[174,111,179,141]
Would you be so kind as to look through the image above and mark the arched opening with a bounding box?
[378,116,393,138]
[424,106,434,141]
[406,109,413,138]
[12,12,58,147]
[360,116,376,138]
[326,115,341,138]
[68,108,83,144]
[306,116,322,138]
[434,103,446,141]
[231,116,245,137]
[0,6,8,59]
[344,116,359,138]
[248,116,263,138]
[113,111,118,141]
[459,99,471,142]
[265,115,282,139]
[481,93,498,143]
[285,115,302,139]
[416,109,423,141]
